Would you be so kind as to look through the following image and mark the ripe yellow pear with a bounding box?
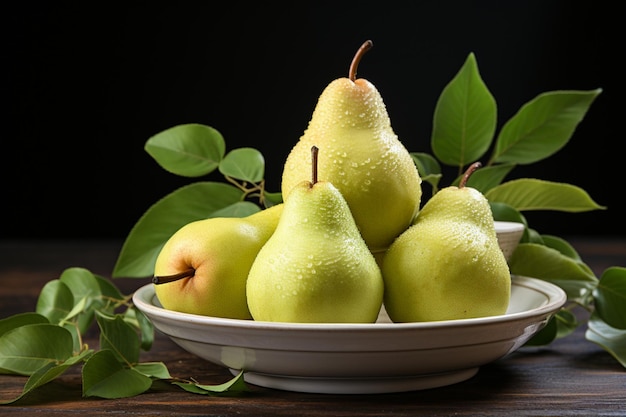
[382,163,511,322]
[281,40,422,254]
[152,204,283,319]
[247,146,384,323]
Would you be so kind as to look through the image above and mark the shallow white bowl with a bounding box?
[495,220,525,260]
[133,275,565,394]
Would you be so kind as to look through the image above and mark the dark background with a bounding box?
[2,2,624,240]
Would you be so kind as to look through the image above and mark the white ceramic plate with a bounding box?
[133,275,565,394]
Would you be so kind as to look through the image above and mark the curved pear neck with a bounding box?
[307,78,390,132]
[419,187,493,228]
[280,181,355,233]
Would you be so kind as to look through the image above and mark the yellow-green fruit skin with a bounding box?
[281,78,422,253]
[153,204,283,319]
[382,187,511,322]
[246,181,384,323]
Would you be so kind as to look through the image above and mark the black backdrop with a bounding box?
[2,1,624,239]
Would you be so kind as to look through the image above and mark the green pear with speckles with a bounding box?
[382,163,511,322]
[280,40,422,256]
[247,146,384,323]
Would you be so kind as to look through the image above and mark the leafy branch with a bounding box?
[0,268,248,403]
[1,51,625,403]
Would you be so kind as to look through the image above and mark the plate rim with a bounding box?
[132,275,566,331]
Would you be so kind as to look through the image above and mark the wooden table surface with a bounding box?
[0,238,625,416]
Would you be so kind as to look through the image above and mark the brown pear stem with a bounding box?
[459,162,482,188]
[349,40,373,81]
[311,145,319,185]
[152,268,195,285]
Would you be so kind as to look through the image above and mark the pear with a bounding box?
[382,162,511,322]
[281,40,422,254]
[152,203,283,319]
[247,146,384,323]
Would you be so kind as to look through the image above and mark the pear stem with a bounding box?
[460,162,482,188]
[311,145,319,185]
[349,40,373,81]
[152,268,195,285]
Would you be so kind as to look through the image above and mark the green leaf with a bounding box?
[492,89,602,165]
[1,350,93,405]
[593,267,626,329]
[35,280,75,325]
[133,362,171,379]
[0,313,49,337]
[144,123,226,177]
[411,152,443,193]
[508,243,598,299]
[411,152,442,178]
[485,179,606,212]
[194,370,249,393]
[263,191,283,207]
[59,268,105,334]
[173,370,249,395]
[219,147,265,183]
[431,52,497,168]
[60,268,105,302]
[0,314,51,375]
[0,324,74,375]
[24,350,92,394]
[63,296,89,322]
[489,202,527,226]
[82,350,153,399]
[525,228,544,244]
[210,201,261,218]
[96,312,140,365]
[585,313,626,368]
[539,235,583,261]
[94,274,126,304]
[61,322,83,353]
[554,308,579,339]
[112,182,245,278]
[123,307,154,351]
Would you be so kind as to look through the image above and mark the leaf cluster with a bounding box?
[0,268,248,403]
